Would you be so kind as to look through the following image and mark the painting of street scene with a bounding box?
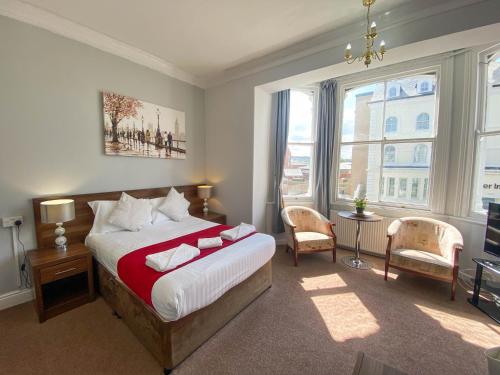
[103,91,186,159]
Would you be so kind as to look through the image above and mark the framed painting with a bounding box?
[103,91,186,159]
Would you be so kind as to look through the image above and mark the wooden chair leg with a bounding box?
[294,249,298,267]
[451,270,458,301]
[384,259,389,281]
[332,238,337,263]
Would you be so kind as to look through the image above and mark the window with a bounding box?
[423,178,429,200]
[384,145,396,163]
[411,178,419,199]
[399,178,407,198]
[388,177,395,196]
[416,113,430,130]
[281,88,317,198]
[388,86,398,98]
[414,144,428,163]
[337,71,438,207]
[472,49,500,213]
[385,117,398,133]
[419,81,430,93]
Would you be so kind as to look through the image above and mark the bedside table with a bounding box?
[192,211,226,224]
[28,243,95,322]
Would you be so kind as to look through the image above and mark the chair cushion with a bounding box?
[390,248,453,279]
[295,232,334,252]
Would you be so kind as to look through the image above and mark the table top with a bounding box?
[473,258,500,275]
[337,210,383,222]
[28,242,89,268]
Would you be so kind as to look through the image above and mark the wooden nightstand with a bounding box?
[28,243,95,322]
[193,211,226,224]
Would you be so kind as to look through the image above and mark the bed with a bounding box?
[32,185,275,374]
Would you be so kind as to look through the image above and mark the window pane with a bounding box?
[341,83,385,142]
[338,144,381,200]
[485,52,500,132]
[289,90,314,143]
[474,135,500,211]
[381,142,432,205]
[384,74,437,139]
[282,145,313,197]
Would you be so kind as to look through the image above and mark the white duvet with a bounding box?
[85,216,275,321]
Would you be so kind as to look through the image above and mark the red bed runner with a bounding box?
[117,225,255,306]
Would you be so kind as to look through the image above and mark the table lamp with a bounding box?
[197,185,213,215]
[40,199,76,251]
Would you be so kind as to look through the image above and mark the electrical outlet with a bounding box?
[2,216,23,228]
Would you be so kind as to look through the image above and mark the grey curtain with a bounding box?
[314,79,337,217]
[272,89,290,233]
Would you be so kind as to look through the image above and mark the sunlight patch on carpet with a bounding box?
[415,304,499,348]
[370,267,398,279]
[300,273,347,291]
[311,292,379,342]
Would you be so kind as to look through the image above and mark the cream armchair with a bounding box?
[385,217,463,300]
[281,206,337,266]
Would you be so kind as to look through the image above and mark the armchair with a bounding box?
[385,217,463,300]
[281,206,337,266]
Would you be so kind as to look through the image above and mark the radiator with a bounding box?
[331,210,394,256]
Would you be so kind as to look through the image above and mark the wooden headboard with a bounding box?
[33,185,203,249]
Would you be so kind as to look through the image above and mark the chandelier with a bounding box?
[345,0,386,68]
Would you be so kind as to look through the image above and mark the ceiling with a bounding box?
[21,0,412,79]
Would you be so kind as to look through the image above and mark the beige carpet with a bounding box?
[1,248,499,375]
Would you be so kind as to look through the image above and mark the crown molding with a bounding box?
[204,0,484,88]
[0,0,206,88]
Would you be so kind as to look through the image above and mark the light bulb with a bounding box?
[380,40,385,47]
[346,43,352,50]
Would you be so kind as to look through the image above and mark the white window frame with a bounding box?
[282,86,319,202]
[332,55,454,215]
[469,44,500,218]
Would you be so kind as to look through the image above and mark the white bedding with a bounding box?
[85,216,275,321]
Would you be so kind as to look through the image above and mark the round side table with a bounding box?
[337,211,383,270]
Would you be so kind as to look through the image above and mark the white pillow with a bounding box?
[149,196,171,225]
[108,192,152,231]
[88,200,123,236]
[158,188,190,221]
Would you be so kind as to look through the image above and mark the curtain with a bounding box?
[272,89,290,233]
[314,79,337,217]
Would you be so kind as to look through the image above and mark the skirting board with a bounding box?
[0,288,33,311]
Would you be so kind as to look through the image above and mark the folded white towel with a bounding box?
[220,223,256,241]
[145,244,200,272]
[198,237,223,249]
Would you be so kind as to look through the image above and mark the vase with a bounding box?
[356,207,365,215]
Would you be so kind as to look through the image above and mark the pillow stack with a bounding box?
[108,192,152,231]
[87,188,191,235]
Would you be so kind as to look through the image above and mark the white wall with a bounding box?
[0,16,206,296]
[205,1,500,269]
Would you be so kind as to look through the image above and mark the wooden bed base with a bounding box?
[97,260,272,373]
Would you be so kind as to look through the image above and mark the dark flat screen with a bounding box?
[485,203,500,257]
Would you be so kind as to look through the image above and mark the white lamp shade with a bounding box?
[40,199,76,224]
[197,185,213,200]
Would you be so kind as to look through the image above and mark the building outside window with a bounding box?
[388,177,395,196]
[414,144,428,163]
[388,86,398,98]
[385,116,398,132]
[384,145,396,163]
[338,71,438,207]
[416,113,430,130]
[399,178,408,198]
[411,178,419,199]
[472,48,500,212]
[281,88,317,199]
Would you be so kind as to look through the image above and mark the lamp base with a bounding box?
[203,199,209,215]
[54,223,67,251]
